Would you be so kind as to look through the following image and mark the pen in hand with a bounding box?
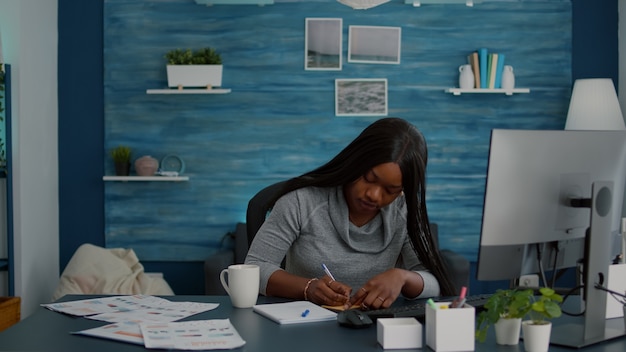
[321,263,336,281]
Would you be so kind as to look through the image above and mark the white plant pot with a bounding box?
[521,320,551,352]
[494,317,521,345]
[166,64,223,88]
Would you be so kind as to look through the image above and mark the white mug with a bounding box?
[220,264,260,308]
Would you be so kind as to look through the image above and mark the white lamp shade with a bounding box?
[565,78,626,130]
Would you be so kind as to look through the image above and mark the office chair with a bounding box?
[204,181,470,294]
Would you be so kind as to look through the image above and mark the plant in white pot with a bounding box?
[476,288,533,345]
[165,47,223,89]
[521,287,563,352]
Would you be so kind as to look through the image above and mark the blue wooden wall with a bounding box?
[103,0,571,262]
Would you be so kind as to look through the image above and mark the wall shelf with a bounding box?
[445,88,530,96]
[103,176,190,182]
[195,0,273,5]
[146,88,231,94]
[405,0,481,6]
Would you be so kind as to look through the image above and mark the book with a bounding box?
[478,48,488,89]
[494,53,506,88]
[468,51,480,89]
[488,53,498,89]
[253,301,337,325]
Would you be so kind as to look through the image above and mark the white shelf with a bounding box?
[103,176,189,182]
[445,88,530,96]
[195,0,273,5]
[146,88,231,94]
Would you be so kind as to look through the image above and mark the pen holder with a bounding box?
[426,302,475,351]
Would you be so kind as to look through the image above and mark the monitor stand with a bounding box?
[550,181,626,348]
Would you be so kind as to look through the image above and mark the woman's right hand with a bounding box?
[305,275,351,306]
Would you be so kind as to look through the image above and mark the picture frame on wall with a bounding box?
[335,78,388,116]
[348,25,401,64]
[305,18,343,71]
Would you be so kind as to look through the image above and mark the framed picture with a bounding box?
[305,18,342,70]
[348,25,401,64]
[335,78,388,116]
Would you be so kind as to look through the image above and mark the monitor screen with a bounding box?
[477,129,626,282]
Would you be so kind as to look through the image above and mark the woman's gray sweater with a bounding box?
[245,186,440,298]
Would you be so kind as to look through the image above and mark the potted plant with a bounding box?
[476,288,533,345]
[521,287,563,352]
[164,48,223,89]
[110,145,131,176]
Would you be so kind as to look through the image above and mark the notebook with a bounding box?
[253,301,337,325]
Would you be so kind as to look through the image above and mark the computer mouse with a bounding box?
[337,309,373,329]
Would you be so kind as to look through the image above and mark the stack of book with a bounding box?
[467,48,506,89]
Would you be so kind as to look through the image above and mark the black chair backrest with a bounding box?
[245,181,288,247]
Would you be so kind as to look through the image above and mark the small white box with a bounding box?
[377,317,422,349]
[426,302,475,351]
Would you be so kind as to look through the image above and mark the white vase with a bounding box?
[521,320,551,352]
[459,64,474,89]
[495,317,522,345]
[501,65,515,90]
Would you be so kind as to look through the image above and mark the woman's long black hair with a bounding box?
[267,117,456,296]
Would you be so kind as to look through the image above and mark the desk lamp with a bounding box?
[564,78,626,263]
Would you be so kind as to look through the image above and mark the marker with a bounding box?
[301,309,310,317]
[455,298,467,309]
[426,298,437,310]
[450,286,468,308]
[322,264,336,281]
[459,286,467,300]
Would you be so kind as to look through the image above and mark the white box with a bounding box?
[426,302,475,351]
[377,317,422,349]
[606,264,626,319]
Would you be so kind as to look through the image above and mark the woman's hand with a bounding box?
[348,268,423,310]
[305,275,351,306]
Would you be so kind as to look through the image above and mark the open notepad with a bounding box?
[253,301,337,324]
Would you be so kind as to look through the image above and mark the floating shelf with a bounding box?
[194,0,273,5]
[103,176,190,182]
[445,88,530,96]
[405,0,480,6]
[146,88,231,94]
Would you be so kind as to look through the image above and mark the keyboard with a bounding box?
[362,293,493,321]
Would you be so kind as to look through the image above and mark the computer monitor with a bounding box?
[477,129,626,347]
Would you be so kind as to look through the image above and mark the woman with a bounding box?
[245,117,455,310]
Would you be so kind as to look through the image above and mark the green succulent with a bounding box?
[110,145,131,164]
[165,48,222,65]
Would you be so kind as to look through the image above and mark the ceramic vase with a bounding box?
[459,64,474,89]
[135,155,159,176]
[501,65,515,90]
[494,318,521,345]
[521,321,551,352]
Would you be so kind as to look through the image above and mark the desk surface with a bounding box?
[1,295,625,351]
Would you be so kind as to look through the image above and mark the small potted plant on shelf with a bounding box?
[521,287,563,352]
[476,288,533,345]
[110,145,131,176]
[164,47,223,89]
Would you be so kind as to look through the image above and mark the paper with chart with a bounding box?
[44,295,237,349]
[42,295,175,316]
[140,319,246,350]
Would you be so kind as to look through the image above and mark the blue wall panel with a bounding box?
[103,0,571,262]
